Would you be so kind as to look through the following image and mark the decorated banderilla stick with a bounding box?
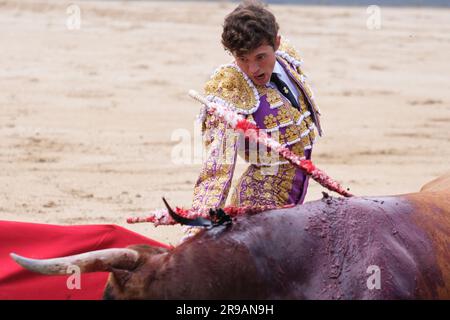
[188,90,353,198]
[126,91,353,226]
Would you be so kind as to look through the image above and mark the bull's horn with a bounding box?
[10,248,140,275]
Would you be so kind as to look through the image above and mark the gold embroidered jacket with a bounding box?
[192,39,322,211]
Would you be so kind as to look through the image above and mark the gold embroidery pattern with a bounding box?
[278,57,322,119]
[284,126,300,144]
[293,108,302,123]
[276,106,293,127]
[192,113,238,211]
[263,114,278,130]
[297,93,308,113]
[266,88,284,108]
[204,65,258,114]
[298,118,309,133]
[290,141,306,158]
[278,40,303,63]
[231,163,297,207]
[276,116,316,147]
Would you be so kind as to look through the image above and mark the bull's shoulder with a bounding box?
[420,173,450,193]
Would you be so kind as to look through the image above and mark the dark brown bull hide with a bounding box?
[12,175,450,299]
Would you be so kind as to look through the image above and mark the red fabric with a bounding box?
[0,220,170,300]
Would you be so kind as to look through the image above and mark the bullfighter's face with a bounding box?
[233,35,281,87]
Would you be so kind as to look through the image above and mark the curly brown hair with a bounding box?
[221,0,279,56]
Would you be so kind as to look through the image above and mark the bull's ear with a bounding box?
[111,268,132,289]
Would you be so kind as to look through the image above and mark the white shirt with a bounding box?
[270,60,300,100]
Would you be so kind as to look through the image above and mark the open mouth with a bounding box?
[255,73,265,81]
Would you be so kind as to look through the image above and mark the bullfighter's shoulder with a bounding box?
[204,64,260,115]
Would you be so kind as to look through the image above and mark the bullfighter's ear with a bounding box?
[111,268,132,289]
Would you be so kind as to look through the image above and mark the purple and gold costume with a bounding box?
[192,40,323,212]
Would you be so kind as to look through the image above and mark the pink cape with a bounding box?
[0,220,170,300]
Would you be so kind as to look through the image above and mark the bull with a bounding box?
[10,174,450,299]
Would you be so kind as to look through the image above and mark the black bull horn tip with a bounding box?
[161,197,212,227]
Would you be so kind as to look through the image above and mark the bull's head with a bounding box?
[10,244,169,299]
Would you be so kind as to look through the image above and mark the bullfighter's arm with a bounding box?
[191,112,239,212]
